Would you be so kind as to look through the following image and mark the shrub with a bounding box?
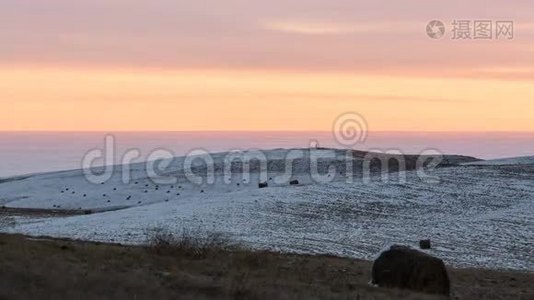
[0,215,15,232]
[145,227,233,259]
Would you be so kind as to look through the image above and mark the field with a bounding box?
[0,233,532,300]
[0,149,533,273]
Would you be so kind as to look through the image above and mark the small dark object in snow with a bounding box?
[138,201,142,204]
[290,179,299,185]
[72,191,75,194]
[66,188,69,191]
[258,182,268,188]
[107,200,110,203]
[83,194,86,197]
[165,199,169,202]
[419,239,431,249]
[171,185,174,188]
[372,245,450,296]
[144,190,148,193]
[167,191,170,193]
[61,191,64,193]
[176,193,180,196]
[113,188,117,191]
[135,181,138,184]
[200,190,204,193]
[102,194,106,197]
[84,210,92,215]
[237,183,240,186]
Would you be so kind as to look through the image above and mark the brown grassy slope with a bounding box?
[0,234,531,300]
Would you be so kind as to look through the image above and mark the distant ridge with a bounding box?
[462,155,534,166]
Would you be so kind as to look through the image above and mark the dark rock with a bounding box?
[419,239,431,249]
[371,245,450,296]
[290,179,299,185]
[258,182,268,188]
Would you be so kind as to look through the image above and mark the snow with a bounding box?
[0,149,533,271]
[463,155,534,166]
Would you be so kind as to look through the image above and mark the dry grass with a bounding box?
[0,214,15,230]
[145,227,233,259]
[0,233,531,300]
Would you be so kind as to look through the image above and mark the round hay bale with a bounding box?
[371,245,450,296]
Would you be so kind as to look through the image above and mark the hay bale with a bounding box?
[419,239,431,249]
[371,245,450,296]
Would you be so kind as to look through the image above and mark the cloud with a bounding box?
[1,0,534,77]
[259,19,416,35]
[260,20,359,35]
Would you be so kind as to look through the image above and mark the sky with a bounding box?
[1,0,533,131]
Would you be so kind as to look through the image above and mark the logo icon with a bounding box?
[426,20,445,39]
[333,112,368,147]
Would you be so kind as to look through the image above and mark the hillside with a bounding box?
[0,149,532,271]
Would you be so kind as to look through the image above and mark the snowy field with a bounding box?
[0,149,533,271]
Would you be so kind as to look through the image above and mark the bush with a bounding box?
[145,227,233,259]
[0,214,15,231]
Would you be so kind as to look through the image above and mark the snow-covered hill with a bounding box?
[0,149,532,271]
[463,155,534,166]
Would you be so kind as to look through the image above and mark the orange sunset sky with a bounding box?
[1,0,534,131]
